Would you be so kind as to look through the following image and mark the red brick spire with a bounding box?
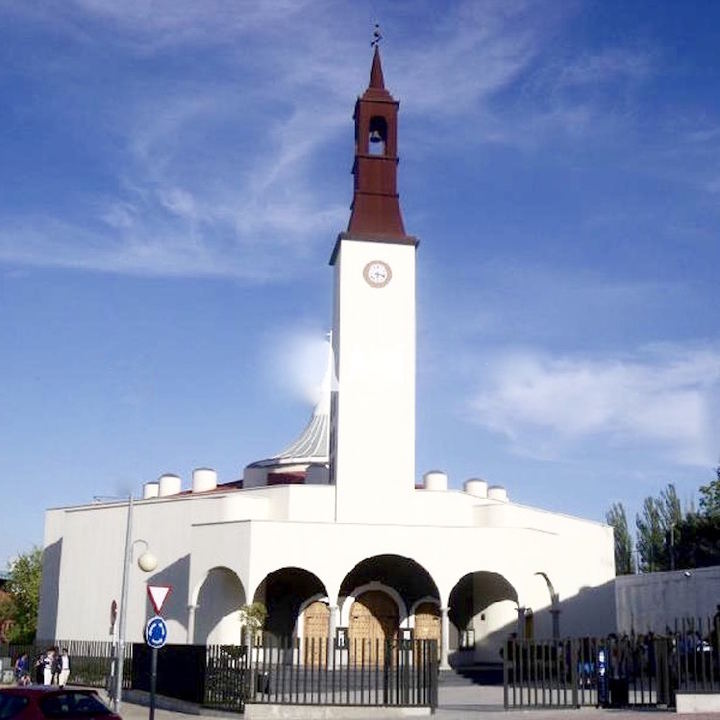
[344,48,414,242]
[369,45,385,89]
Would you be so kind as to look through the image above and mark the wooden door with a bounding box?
[414,602,441,659]
[302,600,329,665]
[348,590,399,665]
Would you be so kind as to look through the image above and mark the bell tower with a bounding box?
[330,46,418,522]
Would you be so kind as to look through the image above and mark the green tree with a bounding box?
[3,547,42,643]
[698,466,720,517]
[636,496,666,572]
[671,467,720,569]
[239,601,267,644]
[606,502,635,574]
[636,483,685,572]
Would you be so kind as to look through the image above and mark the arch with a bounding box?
[339,581,408,627]
[448,571,519,666]
[522,571,560,640]
[533,571,558,603]
[408,595,441,624]
[253,566,328,641]
[368,115,387,156]
[339,554,440,615]
[192,566,246,645]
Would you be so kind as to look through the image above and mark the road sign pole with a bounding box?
[145,614,167,720]
[149,647,158,720]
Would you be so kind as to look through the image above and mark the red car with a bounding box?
[0,687,121,720]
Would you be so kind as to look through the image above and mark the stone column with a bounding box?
[329,605,339,665]
[516,606,526,639]
[550,594,561,640]
[329,605,339,644]
[440,607,451,670]
[187,604,197,644]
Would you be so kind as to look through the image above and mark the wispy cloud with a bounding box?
[1,0,715,279]
[470,344,720,466]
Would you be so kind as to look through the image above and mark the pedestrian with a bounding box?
[52,647,62,685]
[58,648,71,687]
[13,654,30,686]
[34,653,44,684]
[42,648,55,685]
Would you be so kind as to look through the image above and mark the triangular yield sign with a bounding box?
[147,585,172,615]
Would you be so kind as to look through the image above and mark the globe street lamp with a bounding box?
[113,494,157,713]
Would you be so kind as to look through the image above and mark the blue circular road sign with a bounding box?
[145,615,168,648]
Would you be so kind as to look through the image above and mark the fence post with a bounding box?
[503,639,509,709]
[571,639,579,708]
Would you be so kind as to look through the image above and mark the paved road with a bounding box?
[111,683,720,720]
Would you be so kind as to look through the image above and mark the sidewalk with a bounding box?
[108,685,720,720]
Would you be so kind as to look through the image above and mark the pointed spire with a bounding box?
[370,45,385,89]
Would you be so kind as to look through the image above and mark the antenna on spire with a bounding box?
[371,23,382,48]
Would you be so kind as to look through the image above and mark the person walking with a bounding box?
[58,648,71,687]
[42,648,54,685]
[13,654,30,686]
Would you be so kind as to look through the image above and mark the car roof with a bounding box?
[0,687,99,697]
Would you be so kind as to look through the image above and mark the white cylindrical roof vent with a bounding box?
[464,478,488,498]
[488,485,509,502]
[143,482,159,500]
[192,467,218,493]
[423,470,448,492]
[158,473,182,497]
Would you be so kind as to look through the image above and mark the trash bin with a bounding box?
[609,678,629,707]
[256,671,270,694]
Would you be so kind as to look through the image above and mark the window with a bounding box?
[0,694,29,720]
[368,116,387,156]
[40,692,111,717]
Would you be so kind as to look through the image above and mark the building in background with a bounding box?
[37,48,615,668]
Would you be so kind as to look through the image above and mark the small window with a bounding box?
[41,692,111,718]
[0,694,29,720]
[368,116,387,156]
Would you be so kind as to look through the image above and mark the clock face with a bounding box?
[363,260,392,288]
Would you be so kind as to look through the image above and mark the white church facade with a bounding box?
[37,49,616,669]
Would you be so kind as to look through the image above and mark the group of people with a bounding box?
[13,647,71,687]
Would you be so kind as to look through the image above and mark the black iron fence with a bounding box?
[0,640,129,690]
[205,637,438,711]
[504,615,720,710]
[241,637,438,710]
[3,636,437,713]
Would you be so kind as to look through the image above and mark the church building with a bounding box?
[37,48,616,669]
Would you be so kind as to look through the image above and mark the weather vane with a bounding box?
[371,23,382,48]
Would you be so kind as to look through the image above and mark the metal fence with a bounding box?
[3,637,437,712]
[504,615,720,710]
[206,637,438,712]
[0,640,129,690]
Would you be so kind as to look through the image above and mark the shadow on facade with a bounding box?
[146,554,190,632]
[448,577,617,667]
[255,567,327,639]
[37,538,62,641]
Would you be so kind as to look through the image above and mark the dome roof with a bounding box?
[247,339,334,469]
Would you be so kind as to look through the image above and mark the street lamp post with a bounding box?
[113,495,157,713]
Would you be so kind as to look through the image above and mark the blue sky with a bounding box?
[1,0,719,568]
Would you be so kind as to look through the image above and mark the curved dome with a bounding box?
[246,339,334,470]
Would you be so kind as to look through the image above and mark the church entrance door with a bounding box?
[413,602,441,659]
[302,600,329,665]
[348,590,399,664]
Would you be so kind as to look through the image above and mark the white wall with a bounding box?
[331,238,416,522]
[615,566,720,634]
[39,484,616,649]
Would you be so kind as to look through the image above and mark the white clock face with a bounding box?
[363,260,392,288]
